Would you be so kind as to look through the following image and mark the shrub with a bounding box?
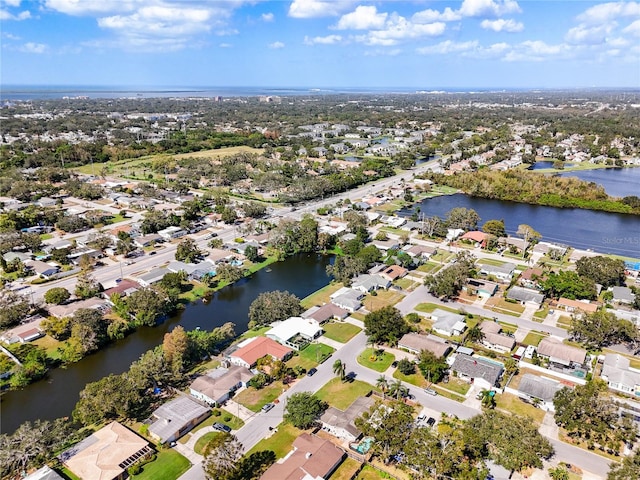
[213,409,222,416]
[397,358,416,375]
[128,464,142,476]
[223,415,232,422]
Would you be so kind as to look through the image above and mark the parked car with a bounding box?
[213,422,231,433]
[424,388,438,396]
[307,367,317,377]
[426,417,436,427]
[261,403,275,413]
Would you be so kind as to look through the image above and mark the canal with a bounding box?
[0,254,333,434]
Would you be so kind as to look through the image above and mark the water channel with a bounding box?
[402,194,640,258]
[0,254,333,434]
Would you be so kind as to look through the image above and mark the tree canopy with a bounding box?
[364,306,410,346]
[284,392,328,429]
[575,255,626,287]
[248,290,303,329]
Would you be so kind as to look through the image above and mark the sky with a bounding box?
[1,0,639,89]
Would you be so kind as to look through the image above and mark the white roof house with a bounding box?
[431,309,466,337]
[266,317,323,349]
[601,354,640,397]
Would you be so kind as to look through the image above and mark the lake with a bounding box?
[0,254,333,434]
[403,194,640,258]
[559,167,640,198]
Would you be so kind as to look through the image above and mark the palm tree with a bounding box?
[389,379,408,399]
[465,325,484,344]
[376,375,389,397]
[333,359,346,381]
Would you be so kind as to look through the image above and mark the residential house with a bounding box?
[47,297,109,319]
[266,317,323,350]
[430,309,467,337]
[26,260,59,278]
[134,234,162,248]
[611,286,635,305]
[135,267,170,287]
[463,278,499,298]
[260,433,345,480]
[460,231,489,247]
[556,297,599,315]
[517,374,565,411]
[23,466,65,480]
[0,316,45,344]
[379,265,408,282]
[478,322,515,353]
[189,365,253,405]
[537,337,587,369]
[569,249,599,263]
[157,226,187,240]
[502,236,529,253]
[398,333,452,358]
[148,396,211,444]
[372,239,400,251]
[507,286,545,305]
[351,274,391,293]
[330,287,364,312]
[227,336,293,369]
[302,303,349,323]
[102,279,141,300]
[532,242,567,258]
[479,263,516,283]
[519,268,544,289]
[60,421,152,480]
[3,251,32,263]
[450,354,504,390]
[404,244,437,260]
[320,396,376,442]
[600,354,640,397]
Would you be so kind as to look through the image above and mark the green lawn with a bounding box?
[287,343,335,370]
[357,348,395,372]
[489,298,525,316]
[497,320,518,334]
[194,431,221,455]
[393,369,427,388]
[316,377,373,410]
[533,305,549,320]
[415,303,460,314]
[495,392,546,425]
[476,258,507,267]
[246,423,305,459]
[364,290,405,311]
[522,331,548,346]
[322,322,362,343]
[132,449,191,480]
[355,465,387,480]
[238,326,270,340]
[235,381,287,412]
[301,283,344,309]
[440,377,471,395]
[328,457,361,480]
[394,278,417,291]
[416,261,441,274]
[350,312,366,321]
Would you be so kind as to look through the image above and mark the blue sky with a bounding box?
[1,0,639,89]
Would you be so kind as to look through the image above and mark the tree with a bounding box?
[74,270,101,299]
[248,290,303,329]
[244,244,259,262]
[549,466,570,480]
[355,400,414,462]
[388,379,409,399]
[576,256,626,287]
[554,379,636,451]
[163,325,190,374]
[608,449,640,480]
[44,287,70,305]
[216,263,246,284]
[465,324,485,344]
[397,358,416,375]
[482,219,506,238]
[569,309,637,350]
[446,207,480,231]
[424,252,475,299]
[517,224,541,249]
[0,287,30,328]
[230,451,276,480]
[175,237,203,263]
[202,433,244,480]
[284,392,328,429]
[504,357,519,376]
[333,359,346,381]
[126,287,170,326]
[417,350,448,383]
[73,373,143,425]
[364,306,410,345]
[376,375,389,396]
[540,270,596,300]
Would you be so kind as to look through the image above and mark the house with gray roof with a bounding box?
[330,287,363,312]
[3,251,32,263]
[612,286,635,305]
[451,355,504,390]
[600,354,640,397]
[517,374,564,411]
[189,365,254,406]
[507,286,545,305]
[148,395,210,444]
[431,309,467,337]
[136,267,170,287]
[398,333,451,358]
[26,260,60,278]
[302,303,349,323]
[463,278,499,298]
[320,396,375,442]
[479,322,516,353]
[479,262,517,283]
[351,274,391,293]
[537,338,587,368]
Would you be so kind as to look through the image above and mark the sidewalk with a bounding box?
[221,399,256,423]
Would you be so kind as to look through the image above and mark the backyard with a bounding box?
[246,423,307,459]
[316,377,374,410]
[131,449,191,480]
[301,283,344,309]
[287,343,335,371]
[235,380,288,412]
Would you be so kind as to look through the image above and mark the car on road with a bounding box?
[307,367,317,376]
[261,403,275,413]
[424,388,438,396]
[149,251,157,255]
[213,422,231,433]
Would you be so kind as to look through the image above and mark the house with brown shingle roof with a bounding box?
[190,365,254,406]
[60,421,152,480]
[379,265,408,282]
[556,297,599,314]
[260,433,345,480]
[537,337,587,368]
[228,336,293,369]
[398,333,452,358]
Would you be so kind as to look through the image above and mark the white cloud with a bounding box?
[268,41,284,49]
[334,5,387,30]
[2,32,21,40]
[219,42,232,48]
[261,12,274,22]
[417,40,479,55]
[412,7,461,23]
[577,1,640,25]
[20,42,48,53]
[3,0,22,6]
[288,0,355,19]
[364,48,401,57]
[459,0,521,18]
[503,40,571,61]
[0,8,30,20]
[565,24,613,45]
[623,19,640,36]
[44,0,142,16]
[304,34,342,45]
[363,14,445,46]
[480,18,523,32]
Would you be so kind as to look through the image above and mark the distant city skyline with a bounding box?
[1,0,639,89]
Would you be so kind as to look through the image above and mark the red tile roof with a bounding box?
[230,337,292,367]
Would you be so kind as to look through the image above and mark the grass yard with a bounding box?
[440,377,471,395]
[394,277,418,291]
[489,298,525,316]
[357,348,395,372]
[316,377,373,410]
[350,312,366,321]
[495,392,546,425]
[235,380,287,412]
[188,358,221,375]
[301,283,344,309]
[287,343,335,370]
[533,305,550,320]
[238,326,270,340]
[132,449,191,480]
[328,457,361,480]
[323,322,362,343]
[32,335,63,360]
[522,331,549,346]
[415,303,460,314]
[246,423,305,459]
[194,431,221,455]
[557,315,573,328]
[355,465,386,480]
[393,369,427,388]
[364,290,405,311]
[179,282,214,302]
[431,251,455,263]
[476,258,508,267]
[416,261,441,274]
[496,320,518,334]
